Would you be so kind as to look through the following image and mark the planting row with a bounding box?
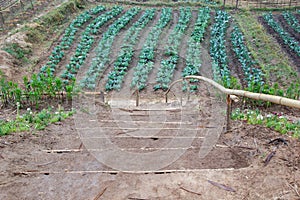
[131,8,173,90]
[231,25,264,88]
[282,11,300,34]
[154,7,192,90]
[182,7,211,91]
[263,12,300,57]
[210,10,231,87]
[81,7,141,90]
[60,6,123,83]
[40,5,106,76]
[105,8,156,91]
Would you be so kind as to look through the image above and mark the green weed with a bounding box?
[232,108,300,138]
[3,43,31,62]
[0,107,75,136]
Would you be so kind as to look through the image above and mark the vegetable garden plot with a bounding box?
[60,6,124,84]
[210,10,231,87]
[131,8,172,91]
[230,25,264,88]
[260,12,300,73]
[263,13,300,57]
[80,7,140,90]
[182,7,211,91]
[32,7,300,96]
[40,5,106,77]
[282,11,300,34]
[105,8,156,91]
[154,7,192,91]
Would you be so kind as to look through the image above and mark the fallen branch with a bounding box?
[268,138,288,146]
[93,187,107,200]
[178,184,202,196]
[264,147,277,166]
[288,183,300,197]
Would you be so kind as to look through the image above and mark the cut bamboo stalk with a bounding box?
[12,167,237,175]
[166,76,300,109]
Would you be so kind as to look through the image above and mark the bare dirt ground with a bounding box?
[0,100,300,199]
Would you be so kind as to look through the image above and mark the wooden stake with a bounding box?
[0,12,4,27]
[136,88,139,107]
[226,94,232,131]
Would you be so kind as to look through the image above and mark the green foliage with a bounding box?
[155,7,192,91]
[3,43,31,62]
[282,11,300,33]
[41,5,106,77]
[182,7,211,91]
[0,107,75,136]
[81,7,140,90]
[231,25,264,87]
[234,11,298,86]
[0,70,75,108]
[61,6,123,85]
[210,10,232,87]
[263,12,300,56]
[131,7,172,91]
[105,8,156,91]
[232,108,300,138]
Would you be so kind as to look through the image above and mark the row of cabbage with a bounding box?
[81,7,140,90]
[130,8,172,90]
[231,25,264,88]
[282,11,300,33]
[60,6,123,84]
[182,7,211,91]
[263,12,300,57]
[105,9,156,91]
[40,5,106,76]
[154,7,192,90]
[210,10,231,87]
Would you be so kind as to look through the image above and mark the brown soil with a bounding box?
[0,101,300,199]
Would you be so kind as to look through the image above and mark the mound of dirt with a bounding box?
[0,50,16,79]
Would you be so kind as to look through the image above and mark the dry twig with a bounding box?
[179,184,202,196]
[93,187,107,200]
[264,147,277,166]
[288,183,300,197]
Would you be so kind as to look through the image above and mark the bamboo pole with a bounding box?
[165,76,300,109]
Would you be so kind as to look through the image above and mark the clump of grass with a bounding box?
[24,0,86,44]
[3,43,31,62]
[0,106,75,136]
[232,108,300,138]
